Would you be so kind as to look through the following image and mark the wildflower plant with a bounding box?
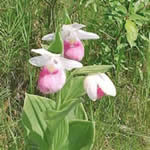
[22,19,116,149]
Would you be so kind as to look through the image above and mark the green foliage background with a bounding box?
[0,0,150,149]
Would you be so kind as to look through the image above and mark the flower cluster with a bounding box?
[29,23,116,101]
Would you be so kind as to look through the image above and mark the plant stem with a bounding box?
[56,90,61,110]
[90,101,94,121]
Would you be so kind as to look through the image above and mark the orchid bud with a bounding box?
[84,73,116,101]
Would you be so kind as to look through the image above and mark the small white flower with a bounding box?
[42,23,99,41]
[29,48,83,70]
[84,73,116,101]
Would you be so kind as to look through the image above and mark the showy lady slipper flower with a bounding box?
[84,73,116,101]
[29,48,83,94]
[42,23,99,61]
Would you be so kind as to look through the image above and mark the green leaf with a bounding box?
[115,5,127,15]
[61,76,85,102]
[23,94,84,150]
[72,65,114,75]
[22,93,56,149]
[134,1,145,13]
[125,20,138,47]
[61,76,88,120]
[48,27,63,54]
[128,2,134,14]
[129,14,149,22]
[68,120,95,150]
[67,103,88,121]
[52,119,69,150]
[45,99,81,133]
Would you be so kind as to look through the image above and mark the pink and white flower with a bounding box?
[42,23,99,61]
[38,64,66,94]
[84,73,116,101]
[63,39,84,61]
[29,48,83,94]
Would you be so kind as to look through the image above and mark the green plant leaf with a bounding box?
[61,76,85,102]
[44,99,88,150]
[129,14,149,22]
[67,103,88,121]
[72,65,114,75]
[128,2,134,14]
[48,28,63,54]
[125,20,138,47]
[61,76,88,120]
[134,1,145,13]
[22,93,56,149]
[115,5,127,15]
[45,99,82,133]
[52,119,69,150]
[68,120,95,150]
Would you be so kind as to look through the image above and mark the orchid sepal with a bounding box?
[29,48,83,71]
[42,23,99,41]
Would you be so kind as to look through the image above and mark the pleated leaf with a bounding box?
[72,65,114,75]
[52,119,69,150]
[68,120,95,150]
[67,103,88,121]
[45,99,81,133]
[22,93,56,149]
[61,76,85,102]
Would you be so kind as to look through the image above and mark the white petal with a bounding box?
[31,48,50,55]
[62,23,85,31]
[59,57,83,71]
[29,56,50,67]
[42,33,55,41]
[62,24,73,31]
[31,48,60,57]
[97,73,116,96]
[84,76,97,101]
[76,29,99,40]
[71,23,86,29]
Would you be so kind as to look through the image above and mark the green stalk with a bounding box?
[90,101,94,121]
[56,90,61,110]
